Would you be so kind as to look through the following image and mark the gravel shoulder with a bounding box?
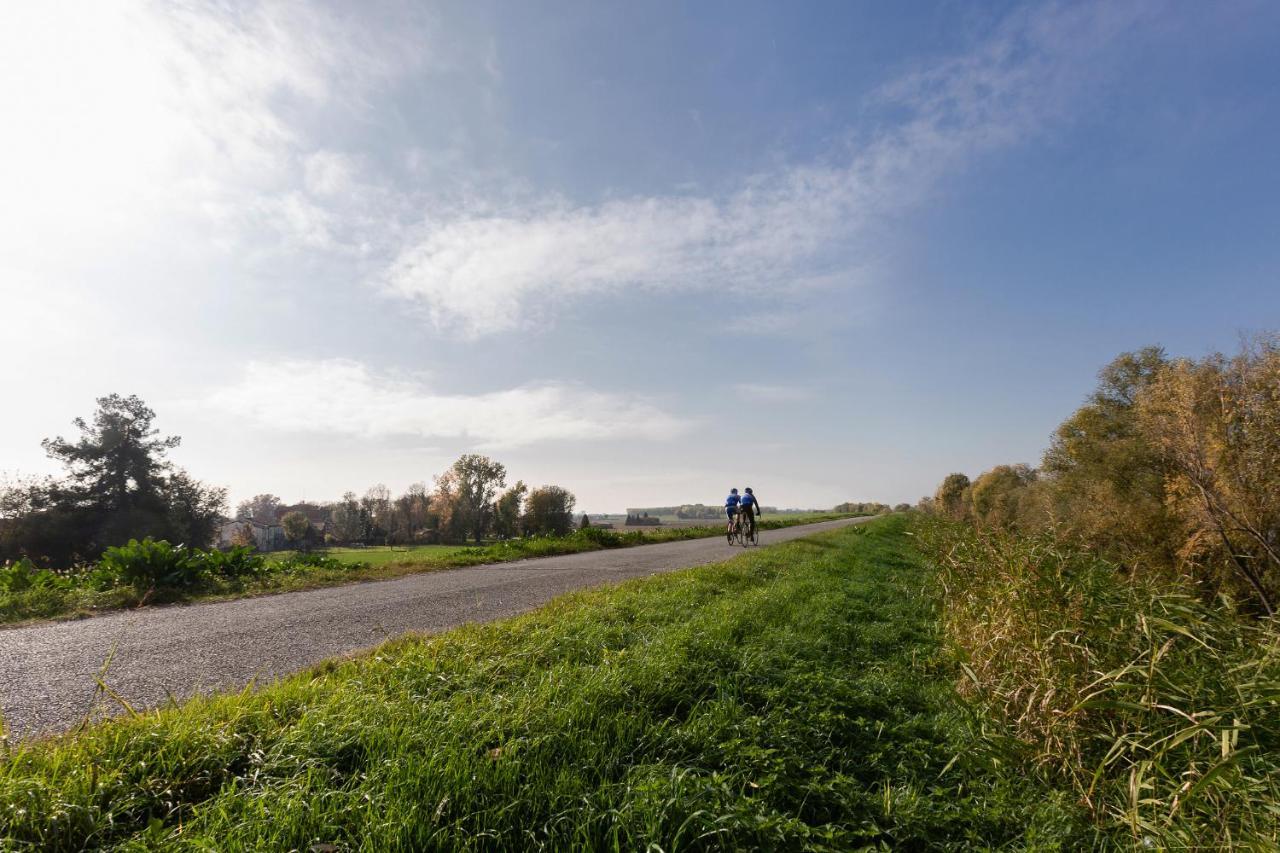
[0,516,872,738]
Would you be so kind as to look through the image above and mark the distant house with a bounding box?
[217,518,287,552]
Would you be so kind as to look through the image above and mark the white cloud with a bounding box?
[304,151,360,197]
[206,360,691,448]
[380,1,1151,337]
[0,0,423,271]
[382,170,876,336]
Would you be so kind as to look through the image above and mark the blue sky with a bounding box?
[3,0,1279,511]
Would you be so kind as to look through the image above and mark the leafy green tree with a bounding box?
[934,474,971,521]
[0,477,84,566]
[1041,347,1179,569]
[969,465,1037,530]
[523,486,576,537]
[0,395,225,565]
[834,502,890,515]
[361,485,391,544]
[493,481,527,539]
[435,455,507,544]
[235,494,282,522]
[330,492,365,543]
[281,511,312,551]
[163,470,227,549]
[41,394,179,519]
[388,484,431,544]
[580,512,591,530]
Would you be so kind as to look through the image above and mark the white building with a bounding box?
[217,519,287,552]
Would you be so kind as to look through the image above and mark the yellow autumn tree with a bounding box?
[1135,337,1280,615]
[1038,347,1182,571]
[969,464,1038,531]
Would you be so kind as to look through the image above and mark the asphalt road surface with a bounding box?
[1,517,873,738]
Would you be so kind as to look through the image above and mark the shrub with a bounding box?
[81,561,127,592]
[98,538,202,591]
[195,546,267,579]
[573,526,623,547]
[0,558,70,594]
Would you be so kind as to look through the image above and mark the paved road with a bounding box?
[0,517,871,738]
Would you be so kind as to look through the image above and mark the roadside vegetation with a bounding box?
[0,514,859,626]
[0,517,1089,851]
[919,334,1280,847]
[920,517,1280,847]
[926,335,1280,615]
[0,392,876,625]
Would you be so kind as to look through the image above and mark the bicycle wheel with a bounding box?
[746,519,758,546]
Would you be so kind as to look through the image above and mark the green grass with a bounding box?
[0,516,1086,850]
[1,513,862,626]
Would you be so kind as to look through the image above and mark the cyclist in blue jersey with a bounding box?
[725,488,741,538]
[739,487,762,541]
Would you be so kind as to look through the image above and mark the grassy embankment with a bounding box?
[0,516,1087,850]
[0,514,860,626]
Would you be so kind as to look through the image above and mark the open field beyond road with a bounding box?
[1,515,1088,850]
[0,517,869,739]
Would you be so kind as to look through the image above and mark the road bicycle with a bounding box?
[727,513,744,546]
[726,513,756,547]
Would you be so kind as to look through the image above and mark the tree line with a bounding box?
[833,501,902,515]
[240,460,578,549]
[0,395,225,567]
[924,336,1280,615]
[0,396,579,567]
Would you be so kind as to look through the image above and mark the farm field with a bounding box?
[0,516,1086,850]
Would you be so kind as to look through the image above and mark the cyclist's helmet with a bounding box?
[730,488,739,494]
[745,488,753,494]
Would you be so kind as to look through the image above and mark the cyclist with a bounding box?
[739,488,762,541]
[725,488,741,538]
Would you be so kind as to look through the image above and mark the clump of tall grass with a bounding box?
[918,517,1280,847]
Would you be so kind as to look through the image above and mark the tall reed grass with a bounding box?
[918,517,1280,847]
